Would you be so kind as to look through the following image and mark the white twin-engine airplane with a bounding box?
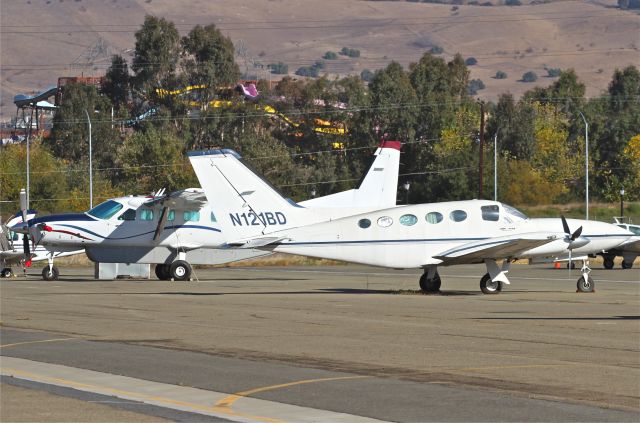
[22,141,402,281]
[189,149,634,294]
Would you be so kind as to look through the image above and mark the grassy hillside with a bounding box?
[2,0,638,120]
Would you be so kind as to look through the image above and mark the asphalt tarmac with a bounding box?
[1,263,639,422]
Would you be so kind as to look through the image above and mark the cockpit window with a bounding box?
[481,205,500,222]
[502,204,529,221]
[118,208,136,221]
[87,200,123,220]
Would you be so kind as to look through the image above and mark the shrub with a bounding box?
[468,79,486,95]
[323,51,338,60]
[495,70,508,79]
[465,57,478,66]
[340,47,360,58]
[430,45,444,54]
[295,61,325,78]
[505,0,522,5]
[546,67,561,77]
[522,71,538,82]
[360,69,374,82]
[269,62,288,75]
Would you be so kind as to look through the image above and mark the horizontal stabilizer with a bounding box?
[434,233,558,265]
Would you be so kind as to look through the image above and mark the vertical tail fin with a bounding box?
[188,149,307,241]
[298,140,400,208]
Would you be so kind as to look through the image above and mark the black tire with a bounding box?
[603,256,615,270]
[621,260,633,269]
[154,264,170,280]
[480,273,501,294]
[42,265,59,281]
[566,262,576,269]
[419,272,441,293]
[577,275,595,292]
[1,268,13,278]
[169,260,192,281]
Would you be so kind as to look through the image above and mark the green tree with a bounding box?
[102,55,130,109]
[48,83,122,180]
[487,93,536,160]
[181,24,240,105]
[132,16,181,93]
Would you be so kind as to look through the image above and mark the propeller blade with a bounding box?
[153,207,169,241]
[22,233,31,260]
[571,226,583,241]
[568,249,572,277]
[560,215,570,235]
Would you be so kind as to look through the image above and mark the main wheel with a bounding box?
[603,256,615,270]
[42,265,59,281]
[419,272,441,293]
[480,273,501,294]
[1,268,13,278]
[577,275,595,292]
[566,262,576,269]
[169,260,192,281]
[154,264,170,280]
[621,260,633,269]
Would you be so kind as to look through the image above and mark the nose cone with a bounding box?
[569,219,633,253]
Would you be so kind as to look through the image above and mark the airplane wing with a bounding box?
[433,233,559,265]
[143,189,208,210]
[616,238,640,253]
[225,236,287,249]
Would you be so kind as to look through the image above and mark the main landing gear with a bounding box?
[1,268,13,278]
[155,260,192,281]
[419,260,512,295]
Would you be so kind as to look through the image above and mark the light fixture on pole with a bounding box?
[578,111,589,220]
[620,187,625,219]
[310,187,316,198]
[83,109,93,209]
[403,181,411,205]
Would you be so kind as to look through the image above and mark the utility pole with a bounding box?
[478,101,485,199]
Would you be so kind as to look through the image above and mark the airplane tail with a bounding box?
[298,140,401,208]
[188,149,309,242]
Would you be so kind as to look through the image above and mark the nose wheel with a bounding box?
[480,273,502,294]
[576,260,595,293]
[42,265,59,281]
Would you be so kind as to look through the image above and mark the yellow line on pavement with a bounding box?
[215,375,369,408]
[4,367,283,423]
[0,337,80,349]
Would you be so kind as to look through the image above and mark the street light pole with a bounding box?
[578,111,589,220]
[83,109,93,209]
[494,133,498,201]
[403,181,411,205]
[620,188,625,219]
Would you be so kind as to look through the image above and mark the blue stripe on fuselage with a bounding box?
[56,223,221,240]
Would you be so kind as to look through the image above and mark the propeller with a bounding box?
[561,215,588,274]
[19,189,32,267]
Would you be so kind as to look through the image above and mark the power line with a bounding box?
[1,11,630,34]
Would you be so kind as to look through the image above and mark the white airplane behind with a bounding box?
[22,141,401,281]
[189,149,634,294]
[2,206,81,278]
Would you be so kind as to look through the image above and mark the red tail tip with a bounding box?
[379,140,401,151]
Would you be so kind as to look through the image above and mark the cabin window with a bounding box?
[481,205,500,222]
[167,210,175,221]
[118,208,136,221]
[210,212,217,223]
[377,216,393,227]
[140,209,154,221]
[449,210,467,222]
[425,212,443,224]
[87,200,123,220]
[183,211,200,222]
[399,214,418,226]
[358,218,371,229]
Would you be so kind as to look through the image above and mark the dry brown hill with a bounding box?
[1,0,638,121]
